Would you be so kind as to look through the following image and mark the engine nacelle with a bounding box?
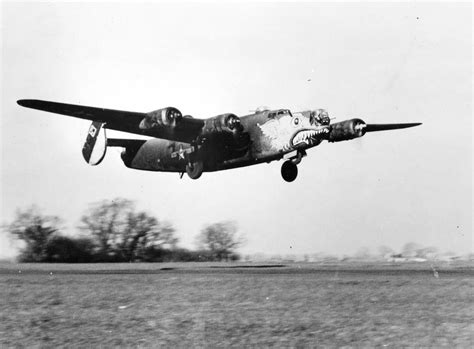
[139,107,183,130]
[328,118,367,142]
[203,113,243,136]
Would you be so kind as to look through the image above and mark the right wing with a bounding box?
[328,118,421,142]
[17,99,204,144]
[365,123,422,132]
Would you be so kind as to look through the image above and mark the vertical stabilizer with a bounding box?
[82,121,107,165]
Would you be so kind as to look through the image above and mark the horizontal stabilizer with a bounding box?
[107,138,147,148]
[365,123,422,132]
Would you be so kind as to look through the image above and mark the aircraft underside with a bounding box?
[117,138,286,175]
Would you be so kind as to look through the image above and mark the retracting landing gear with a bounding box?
[281,149,305,182]
[289,151,303,165]
[281,161,298,182]
[186,161,203,180]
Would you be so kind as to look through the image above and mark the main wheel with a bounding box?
[281,161,298,182]
[186,161,203,179]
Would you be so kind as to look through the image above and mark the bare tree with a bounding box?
[415,246,439,259]
[402,242,422,258]
[79,198,178,261]
[197,221,243,261]
[354,246,372,260]
[378,245,394,258]
[118,211,178,261]
[6,206,61,262]
[79,198,133,257]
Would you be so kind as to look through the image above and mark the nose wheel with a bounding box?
[281,160,298,182]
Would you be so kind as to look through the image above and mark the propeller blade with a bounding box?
[365,123,422,132]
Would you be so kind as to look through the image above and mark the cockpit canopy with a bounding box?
[263,108,329,125]
[267,109,292,118]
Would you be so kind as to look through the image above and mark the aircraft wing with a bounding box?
[17,99,204,144]
[327,118,421,142]
[365,123,422,132]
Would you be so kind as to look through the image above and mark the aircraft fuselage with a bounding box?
[123,109,329,173]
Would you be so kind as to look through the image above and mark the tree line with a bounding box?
[5,198,243,263]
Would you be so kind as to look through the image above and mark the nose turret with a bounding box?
[309,109,330,126]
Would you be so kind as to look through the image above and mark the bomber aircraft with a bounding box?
[17,99,421,182]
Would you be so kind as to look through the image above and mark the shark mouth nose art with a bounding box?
[290,128,329,147]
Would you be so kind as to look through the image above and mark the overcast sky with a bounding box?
[1,2,472,259]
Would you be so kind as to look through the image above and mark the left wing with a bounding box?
[17,99,204,144]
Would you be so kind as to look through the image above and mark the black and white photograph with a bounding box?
[0,1,472,347]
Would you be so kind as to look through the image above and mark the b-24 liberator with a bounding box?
[17,99,421,182]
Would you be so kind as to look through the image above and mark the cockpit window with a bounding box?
[276,109,292,115]
[268,109,292,118]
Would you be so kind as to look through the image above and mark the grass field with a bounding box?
[0,262,473,348]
